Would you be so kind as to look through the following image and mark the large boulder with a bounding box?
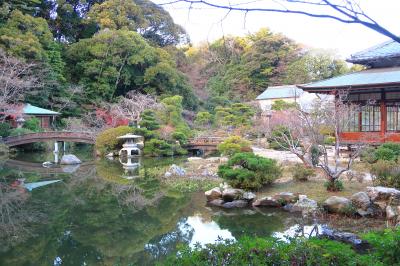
[222,188,244,202]
[253,196,282,207]
[286,195,318,214]
[60,154,81,165]
[168,164,186,176]
[319,226,371,251]
[205,188,222,201]
[351,192,371,210]
[208,199,224,207]
[366,186,400,202]
[273,192,298,204]
[323,196,353,214]
[242,192,256,202]
[223,200,249,208]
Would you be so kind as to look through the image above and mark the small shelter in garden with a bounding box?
[4,103,60,129]
[299,39,400,144]
[256,85,328,111]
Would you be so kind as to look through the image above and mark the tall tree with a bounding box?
[66,29,197,108]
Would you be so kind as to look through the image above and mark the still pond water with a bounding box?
[0,146,319,266]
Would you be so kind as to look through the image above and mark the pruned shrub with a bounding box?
[143,139,174,157]
[323,136,335,145]
[324,179,344,191]
[370,160,400,188]
[0,122,11,137]
[360,146,378,164]
[95,126,134,155]
[171,131,187,145]
[374,147,396,161]
[23,117,41,132]
[217,152,282,190]
[291,163,315,181]
[217,135,252,156]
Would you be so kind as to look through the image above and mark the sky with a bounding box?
[154,0,400,58]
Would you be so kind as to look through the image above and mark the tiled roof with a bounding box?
[256,85,304,100]
[299,67,400,90]
[347,39,400,64]
[23,104,60,115]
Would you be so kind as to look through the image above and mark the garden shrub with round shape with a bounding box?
[268,126,291,150]
[23,117,41,132]
[217,135,252,156]
[0,122,11,137]
[217,152,282,190]
[374,147,396,161]
[95,126,134,156]
[143,138,174,157]
[291,163,315,181]
[370,160,400,188]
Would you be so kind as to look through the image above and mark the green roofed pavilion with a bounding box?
[23,104,60,115]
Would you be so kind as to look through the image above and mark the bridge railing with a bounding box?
[2,131,96,144]
[187,137,224,146]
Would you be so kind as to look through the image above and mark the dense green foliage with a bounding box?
[23,117,41,132]
[271,99,298,111]
[95,126,134,155]
[215,103,254,128]
[217,135,252,156]
[291,163,315,181]
[0,122,11,137]
[370,160,400,188]
[218,152,282,190]
[162,234,383,266]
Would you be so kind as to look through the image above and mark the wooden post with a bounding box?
[381,91,386,142]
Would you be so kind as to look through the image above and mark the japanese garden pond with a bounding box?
[0,146,387,265]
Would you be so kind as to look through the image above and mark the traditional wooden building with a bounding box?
[5,103,60,129]
[299,39,400,144]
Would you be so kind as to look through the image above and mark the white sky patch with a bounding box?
[154,0,400,57]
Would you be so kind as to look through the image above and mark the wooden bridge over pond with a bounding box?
[1,131,95,147]
[0,131,224,154]
[185,137,223,154]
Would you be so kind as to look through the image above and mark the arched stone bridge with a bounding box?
[1,131,95,147]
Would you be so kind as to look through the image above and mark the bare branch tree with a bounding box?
[0,50,41,119]
[158,0,400,43]
[112,91,160,126]
[267,96,365,190]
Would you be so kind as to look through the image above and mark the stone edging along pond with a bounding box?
[205,184,400,227]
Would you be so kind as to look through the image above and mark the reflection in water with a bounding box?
[0,151,322,265]
[185,215,235,247]
[119,156,141,179]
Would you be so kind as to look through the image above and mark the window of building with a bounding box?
[361,105,381,132]
[387,104,400,131]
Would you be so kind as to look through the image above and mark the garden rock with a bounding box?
[164,172,172,178]
[351,192,371,210]
[223,200,249,208]
[205,188,222,201]
[222,188,244,201]
[253,196,282,207]
[188,157,203,162]
[319,226,371,251]
[386,206,397,220]
[287,195,318,214]
[323,196,353,214]
[169,164,186,176]
[60,154,82,165]
[208,199,224,207]
[242,192,256,201]
[273,192,298,204]
[366,186,400,202]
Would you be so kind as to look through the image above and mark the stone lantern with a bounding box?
[117,134,143,157]
[16,117,25,128]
